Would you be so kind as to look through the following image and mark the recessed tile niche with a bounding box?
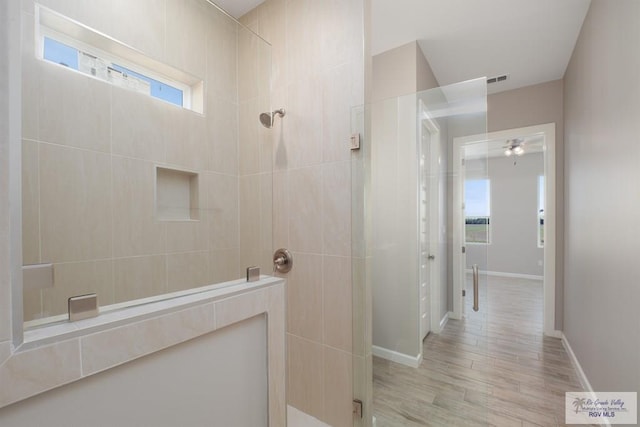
[156,167,199,221]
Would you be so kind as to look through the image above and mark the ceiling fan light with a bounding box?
[504,148,513,157]
[513,145,524,155]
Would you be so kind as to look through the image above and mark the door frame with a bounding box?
[418,102,443,337]
[452,123,558,337]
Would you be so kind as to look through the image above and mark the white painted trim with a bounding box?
[453,123,556,335]
[465,269,543,281]
[372,345,422,368]
[561,333,594,393]
[546,329,563,339]
[439,312,450,331]
[561,334,612,427]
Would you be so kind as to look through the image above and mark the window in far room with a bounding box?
[465,178,491,244]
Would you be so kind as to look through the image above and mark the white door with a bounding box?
[419,122,431,340]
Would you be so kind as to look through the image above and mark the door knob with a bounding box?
[427,254,435,260]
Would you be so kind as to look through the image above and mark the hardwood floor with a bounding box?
[373,275,588,427]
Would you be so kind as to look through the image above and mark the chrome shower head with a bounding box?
[259,108,286,128]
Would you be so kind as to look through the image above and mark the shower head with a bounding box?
[259,108,286,128]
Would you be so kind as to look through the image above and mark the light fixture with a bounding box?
[503,138,525,157]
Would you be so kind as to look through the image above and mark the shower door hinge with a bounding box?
[352,399,363,418]
[462,246,466,254]
[462,290,466,297]
[350,133,361,150]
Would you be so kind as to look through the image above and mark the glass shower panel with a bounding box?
[353,78,488,426]
[21,0,272,326]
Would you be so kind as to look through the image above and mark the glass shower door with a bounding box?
[353,77,489,426]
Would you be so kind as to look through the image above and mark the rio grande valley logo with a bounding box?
[566,392,637,424]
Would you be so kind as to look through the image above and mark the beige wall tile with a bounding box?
[258,173,273,270]
[239,99,261,175]
[289,165,323,253]
[81,303,215,375]
[214,290,267,330]
[272,171,289,249]
[238,25,260,103]
[164,108,208,171]
[112,157,166,257]
[167,251,209,292]
[21,140,39,265]
[109,0,166,61]
[209,248,240,284]
[165,0,207,78]
[165,219,208,254]
[23,289,42,322]
[207,97,238,175]
[239,175,261,267]
[322,63,357,163]
[39,144,112,263]
[37,0,115,36]
[323,347,353,427]
[207,10,238,104]
[287,253,322,342]
[270,86,288,171]
[287,334,324,420]
[0,341,10,367]
[111,86,166,163]
[257,0,287,88]
[352,257,366,357]
[322,161,351,256]
[113,255,167,304]
[206,172,239,250]
[0,339,81,408]
[285,0,322,83]
[319,0,363,72]
[287,77,323,169]
[42,260,114,318]
[38,64,111,153]
[323,255,352,352]
[21,12,38,141]
[266,284,286,427]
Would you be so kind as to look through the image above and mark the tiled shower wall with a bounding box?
[20,0,270,320]
[240,1,365,426]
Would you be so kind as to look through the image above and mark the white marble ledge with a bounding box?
[0,276,286,413]
[21,275,282,350]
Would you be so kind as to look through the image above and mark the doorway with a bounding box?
[452,123,557,337]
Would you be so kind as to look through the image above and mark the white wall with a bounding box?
[466,153,544,277]
[0,316,268,427]
[563,0,640,412]
[371,43,443,361]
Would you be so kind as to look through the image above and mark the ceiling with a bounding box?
[216,0,592,95]
[212,0,264,19]
[372,0,591,94]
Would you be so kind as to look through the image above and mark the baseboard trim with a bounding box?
[561,333,594,393]
[545,329,563,339]
[372,345,421,368]
[561,334,611,426]
[439,312,450,331]
[465,269,543,281]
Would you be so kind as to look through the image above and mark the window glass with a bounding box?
[42,36,184,108]
[465,179,491,244]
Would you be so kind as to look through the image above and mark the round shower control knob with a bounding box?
[273,248,293,273]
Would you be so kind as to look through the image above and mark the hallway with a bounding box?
[373,276,586,426]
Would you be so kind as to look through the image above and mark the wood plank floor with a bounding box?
[373,275,590,427]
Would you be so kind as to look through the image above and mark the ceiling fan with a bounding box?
[503,138,525,157]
